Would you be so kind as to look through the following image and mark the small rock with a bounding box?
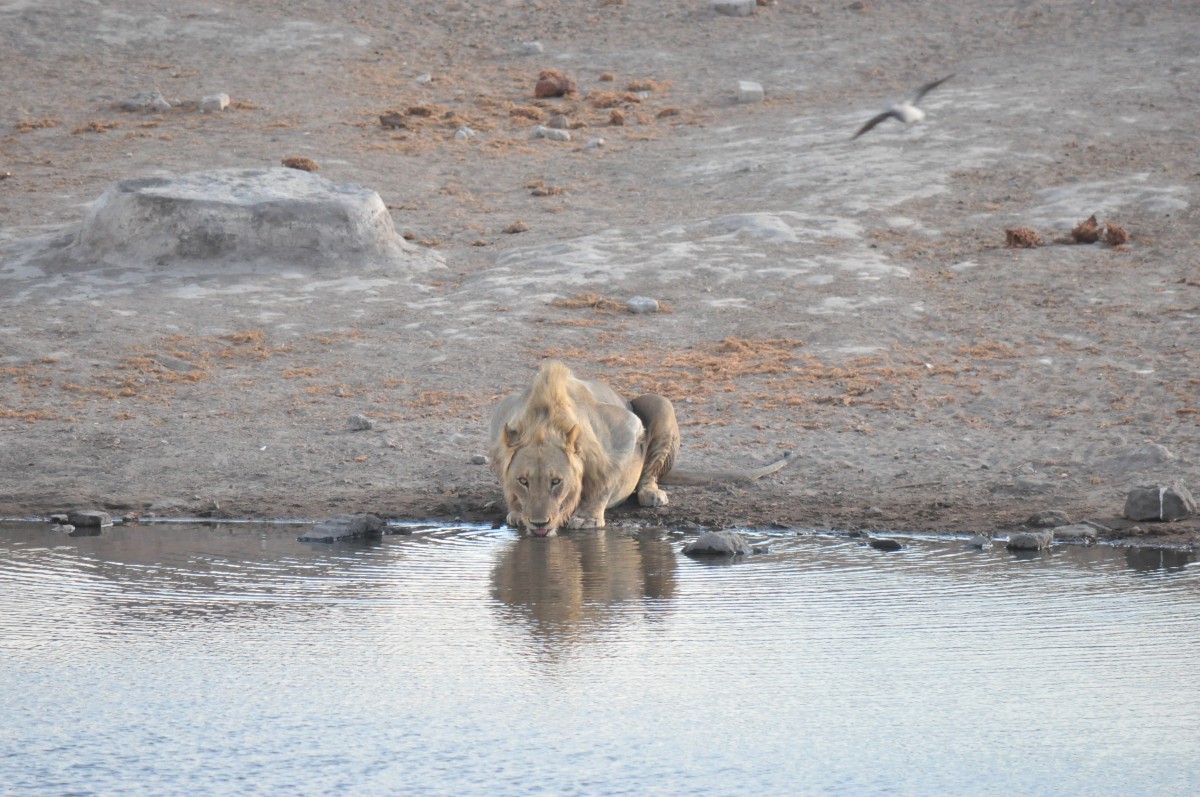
[67,510,113,528]
[1006,530,1053,550]
[626,296,659,314]
[471,454,489,466]
[521,41,544,55]
[1052,524,1098,544]
[415,73,433,85]
[281,156,318,172]
[534,68,576,98]
[751,544,770,554]
[1005,227,1041,248]
[199,93,230,113]
[1027,509,1071,528]
[347,414,376,431]
[965,535,990,548]
[51,524,76,533]
[867,537,903,552]
[683,530,750,557]
[1106,443,1175,473]
[1124,482,1197,522]
[531,125,571,142]
[585,137,606,150]
[1070,214,1102,244]
[454,126,476,140]
[737,80,764,103]
[298,513,385,543]
[49,513,69,524]
[119,91,170,112]
[712,0,756,16]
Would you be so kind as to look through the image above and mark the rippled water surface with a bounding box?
[2,521,1197,796]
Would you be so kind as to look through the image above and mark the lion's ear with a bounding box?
[565,424,581,453]
[503,424,521,448]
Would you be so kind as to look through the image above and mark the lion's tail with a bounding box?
[660,451,794,485]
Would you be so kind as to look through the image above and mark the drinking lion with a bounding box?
[488,360,791,535]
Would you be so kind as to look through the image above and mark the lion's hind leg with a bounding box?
[629,394,681,508]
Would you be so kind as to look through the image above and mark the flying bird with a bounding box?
[851,74,954,140]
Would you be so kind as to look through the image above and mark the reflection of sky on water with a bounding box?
[1,521,1197,796]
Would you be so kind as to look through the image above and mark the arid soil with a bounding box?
[2,1,1198,547]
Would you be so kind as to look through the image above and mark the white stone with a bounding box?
[521,41,544,54]
[68,168,444,275]
[712,0,756,16]
[737,80,764,103]
[454,126,476,140]
[532,125,571,142]
[627,296,659,314]
[199,93,230,113]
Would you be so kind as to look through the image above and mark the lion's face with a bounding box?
[502,437,583,536]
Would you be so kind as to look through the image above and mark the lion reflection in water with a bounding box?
[491,529,677,640]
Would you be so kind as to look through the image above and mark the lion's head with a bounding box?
[490,361,610,536]
[496,424,585,536]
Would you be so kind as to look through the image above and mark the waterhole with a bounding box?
[1,521,1197,796]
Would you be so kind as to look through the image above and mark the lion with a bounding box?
[489,360,792,536]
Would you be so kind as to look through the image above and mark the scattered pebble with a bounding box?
[1005,227,1041,248]
[454,126,477,140]
[380,111,404,129]
[347,414,376,431]
[626,296,659,314]
[1070,214,1102,244]
[586,137,606,150]
[534,68,576,98]
[281,156,318,172]
[1104,222,1129,246]
[737,80,764,103]
[471,454,489,466]
[532,125,571,142]
[712,0,756,16]
[119,91,171,112]
[1027,509,1071,528]
[521,41,544,55]
[415,73,433,85]
[199,93,230,113]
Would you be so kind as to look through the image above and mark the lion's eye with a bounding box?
[550,478,561,487]
[517,477,529,486]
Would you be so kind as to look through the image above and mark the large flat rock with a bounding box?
[65,168,442,275]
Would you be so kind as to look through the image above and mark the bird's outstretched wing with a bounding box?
[911,73,955,105]
[852,109,901,140]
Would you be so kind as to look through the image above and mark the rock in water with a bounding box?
[298,513,385,543]
[1006,530,1053,550]
[683,531,751,557]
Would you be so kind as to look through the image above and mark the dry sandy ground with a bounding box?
[2,0,1198,547]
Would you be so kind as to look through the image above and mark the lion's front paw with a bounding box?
[638,486,669,508]
[568,514,606,529]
